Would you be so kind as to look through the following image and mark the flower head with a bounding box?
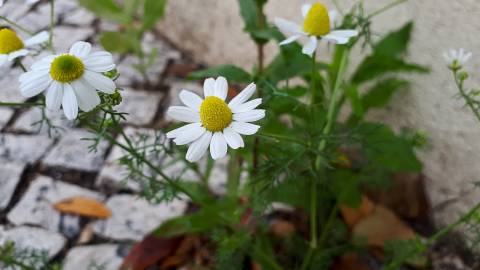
[274,2,358,56]
[19,41,116,120]
[167,77,265,162]
[443,48,472,70]
[0,28,49,66]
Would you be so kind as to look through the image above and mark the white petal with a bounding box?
[231,98,262,113]
[279,35,302,46]
[19,69,48,84]
[71,79,100,112]
[203,78,215,97]
[62,83,78,120]
[322,33,348,44]
[31,55,55,71]
[302,4,312,18]
[214,76,228,100]
[179,90,203,111]
[167,122,203,139]
[82,70,116,94]
[274,18,304,36]
[329,30,358,38]
[223,127,244,149]
[228,83,256,110]
[8,49,29,61]
[233,109,265,122]
[24,31,49,47]
[302,36,318,57]
[210,132,228,160]
[83,51,116,72]
[186,131,212,162]
[231,121,260,135]
[45,81,63,110]
[19,71,51,97]
[329,10,337,26]
[173,124,206,145]
[167,106,200,123]
[69,41,92,59]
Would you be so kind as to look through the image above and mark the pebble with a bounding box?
[63,244,128,270]
[12,107,74,137]
[115,89,163,126]
[0,133,53,164]
[0,163,25,210]
[0,108,14,130]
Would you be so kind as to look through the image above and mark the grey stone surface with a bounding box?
[0,163,25,210]
[93,194,187,241]
[12,108,74,136]
[53,26,94,52]
[7,175,104,232]
[165,81,203,122]
[63,244,128,270]
[0,1,32,21]
[96,127,166,191]
[43,129,109,172]
[63,8,95,26]
[0,69,28,103]
[115,89,163,126]
[0,108,14,130]
[0,133,53,164]
[0,226,66,258]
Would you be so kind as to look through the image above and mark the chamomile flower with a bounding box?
[0,28,49,66]
[19,41,116,120]
[443,48,472,69]
[167,77,265,162]
[274,2,358,56]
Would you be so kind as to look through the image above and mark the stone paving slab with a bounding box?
[12,108,74,136]
[115,89,163,126]
[0,163,25,210]
[0,226,66,258]
[93,194,187,241]
[0,69,28,103]
[7,175,104,233]
[43,129,109,172]
[0,108,14,130]
[0,133,53,164]
[0,1,32,21]
[53,26,94,52]
[63,244,128,270]
[96,127,166,192]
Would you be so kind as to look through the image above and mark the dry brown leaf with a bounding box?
[53,196,111,219]
[340,195,375,228]
[352,205,416,248]
[76,224,94,245]
[269,220,296,237]
[331,253,373,270]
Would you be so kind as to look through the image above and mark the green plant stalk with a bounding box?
[368,0,408,19]
[453,70,480,123]
[49,0,55,52]
[0,16,33,35]
[0,102,42,107]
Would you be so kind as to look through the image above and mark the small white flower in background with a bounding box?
[0,0,3,7]
[274,2,358,57]
[0,28,49,66]
[443,48,472,68]
[167,77,265,162]
[19,41,116,120]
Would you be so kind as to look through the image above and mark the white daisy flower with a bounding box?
[19,41,116,120]
[0,28,49,66]
[443,48,472,67]
[274,2,358,57]
[166,77,265,162]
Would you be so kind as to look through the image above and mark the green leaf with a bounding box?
[331,170,362,208]
[345,84,364,119]
[237,0,268,43]
[374,22,413,57]
[78,0,128,23]
[264,42,312,84]
[188,65,252,83]
[143,0,167,30]
[362,78,410,111]
[99,31,134,54]
[352,57,428,84]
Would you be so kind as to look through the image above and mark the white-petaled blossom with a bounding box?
[19,41,116,120]
[0,28,49,66]
[443,48,472,67]
[167,77,265,162]
[274,2,358,57]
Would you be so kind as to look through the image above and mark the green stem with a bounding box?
[309,177,318,249]
[0,102,42,107]
[310,52,317,108]
[256,132,309,147]
[368,0,408,19]
[0,16,33,35]
[454,71,480,123]
[49,0,55,53]
[317,203,339,249]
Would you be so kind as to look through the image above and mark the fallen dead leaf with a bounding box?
[52,196,111,219]
[340,195,375,228]
[76,223,94,245]
[331,253,373,270]
[269,219,296,237]
[352,205,416,248]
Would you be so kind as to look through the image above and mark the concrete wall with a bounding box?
[158,0,480,227]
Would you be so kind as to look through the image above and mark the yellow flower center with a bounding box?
[200,96,233,132]
[303,3,331,36]
[0,29,25,54]
[50,54,85,82]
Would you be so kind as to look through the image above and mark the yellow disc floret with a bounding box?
[200,96,233,132]
[50,54,85,82]
[0,28,25,54]
[303,3,331,36]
